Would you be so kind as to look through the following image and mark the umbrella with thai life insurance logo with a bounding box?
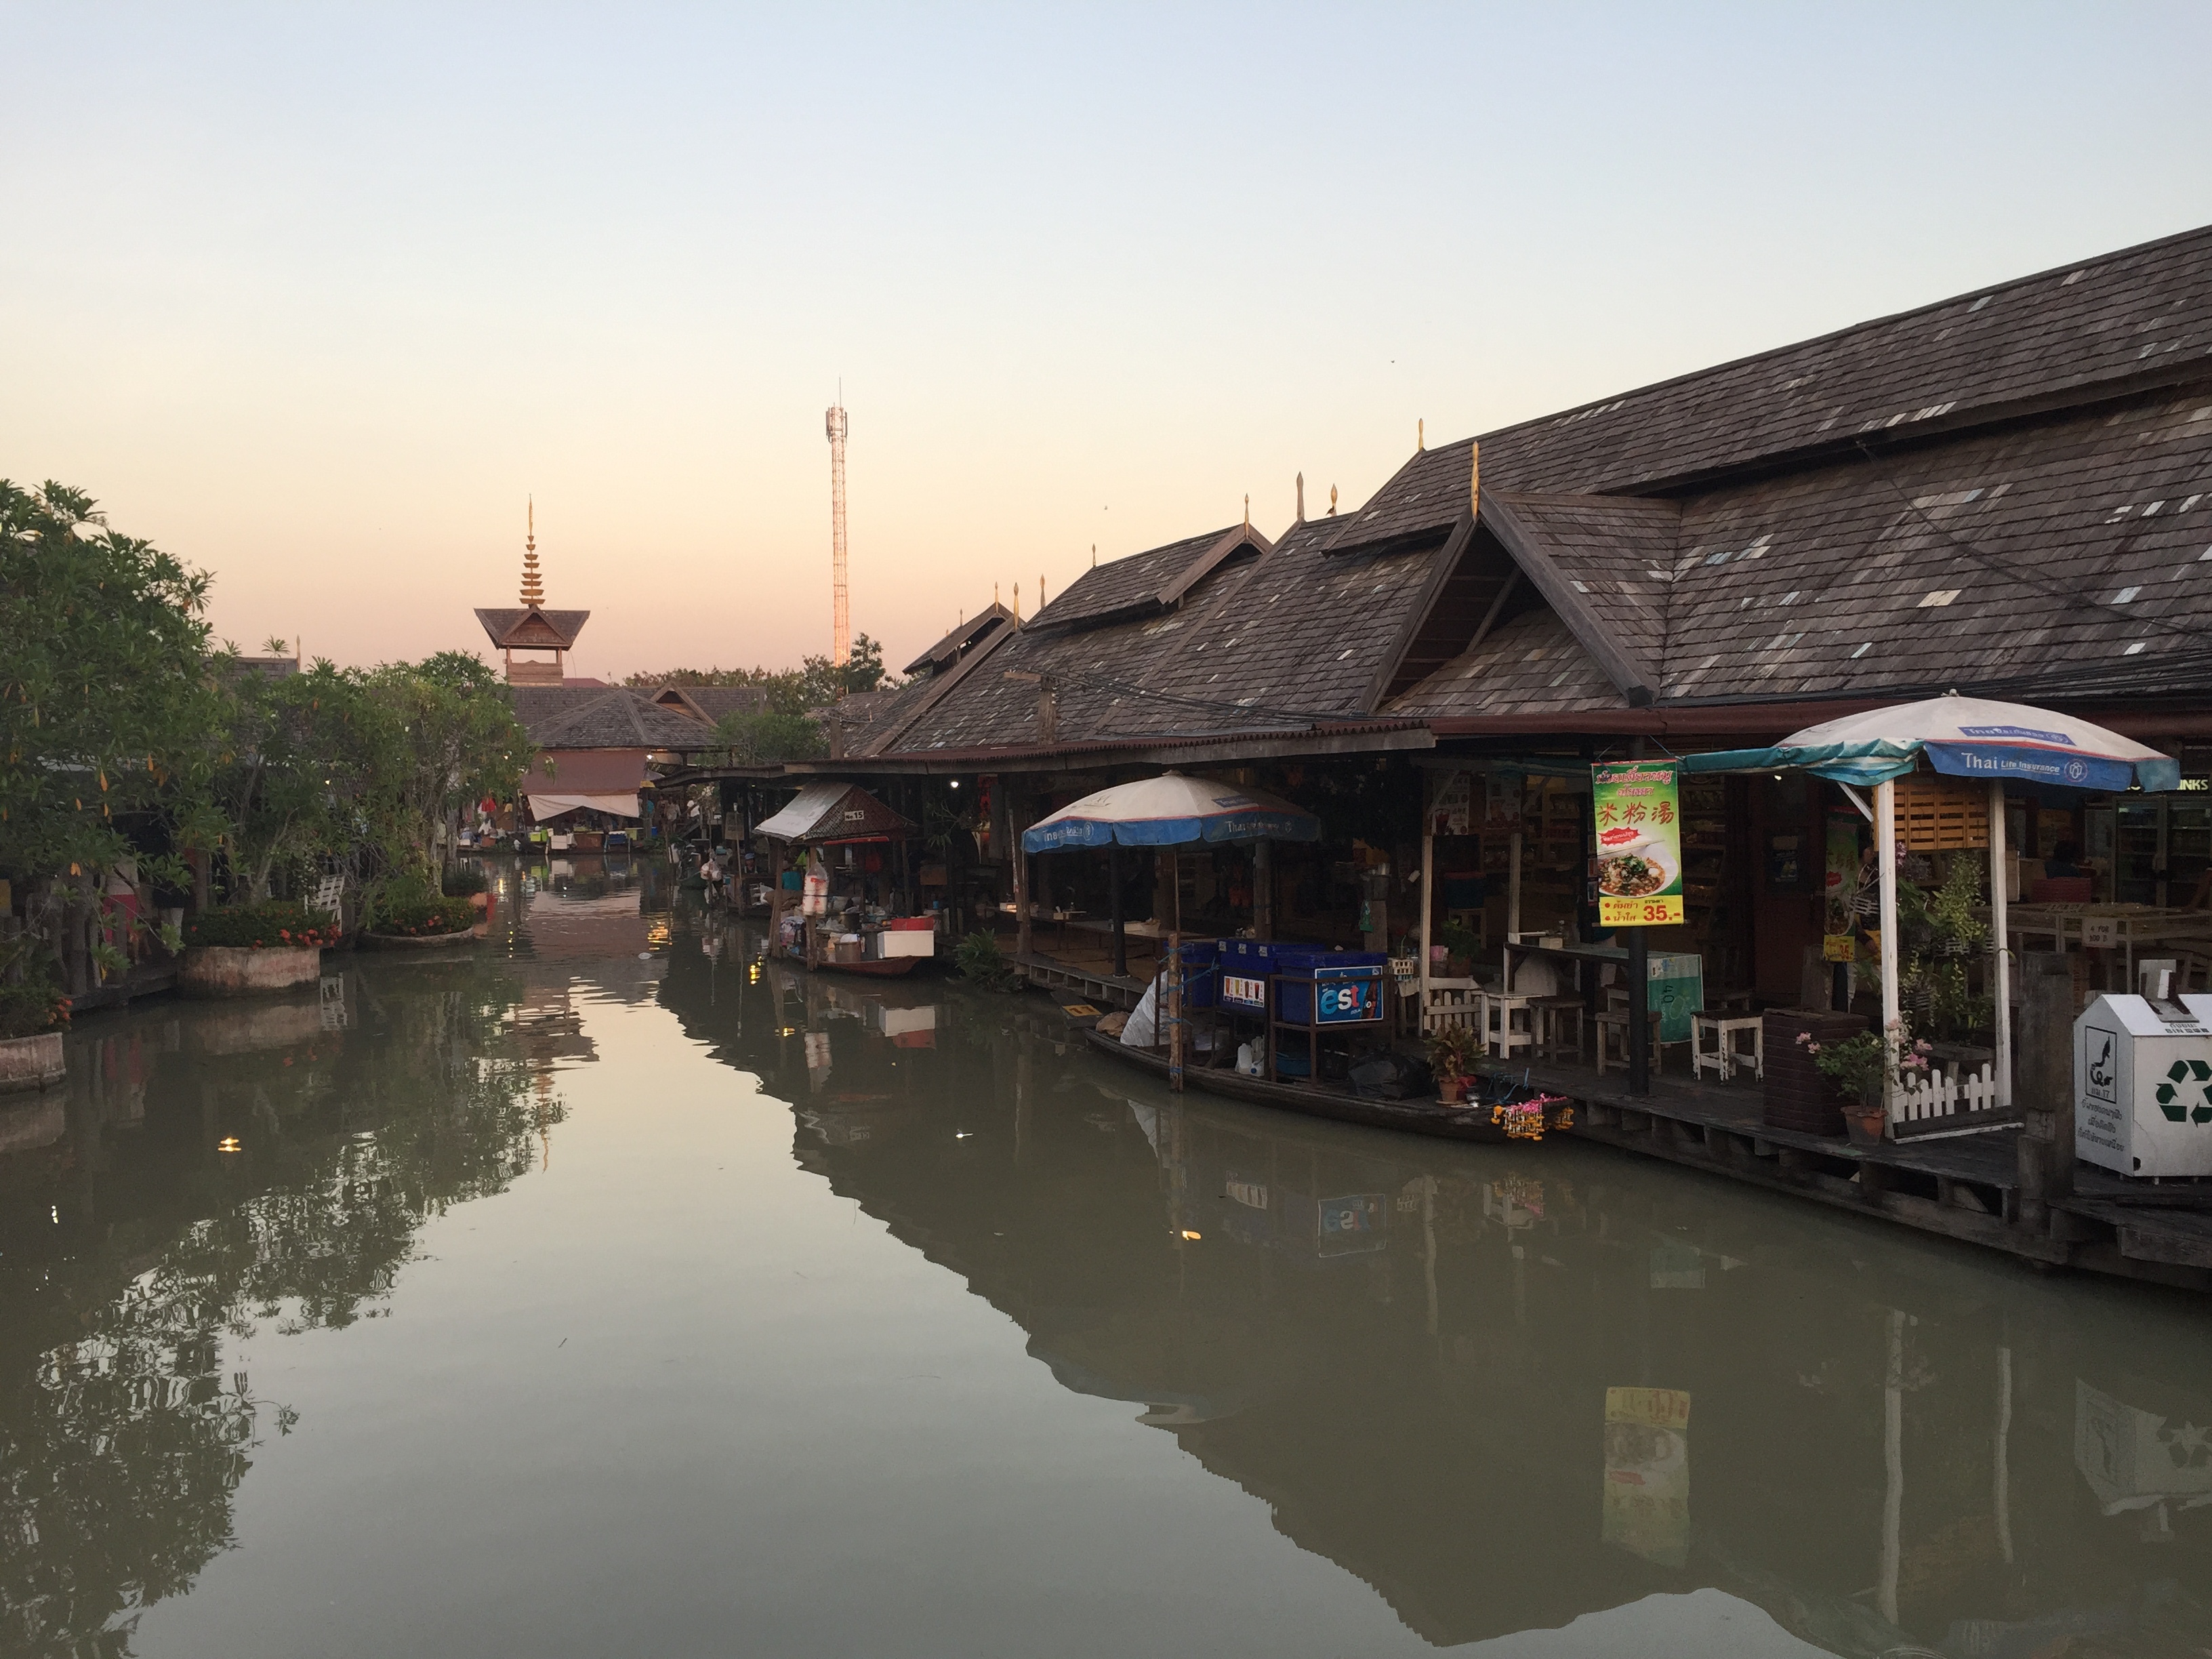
[1021,773,1320,1092]
[1683,693,2179,793]
[1685,694,2179,1138]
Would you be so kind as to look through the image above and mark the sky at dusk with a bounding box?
[7,4,2212,682]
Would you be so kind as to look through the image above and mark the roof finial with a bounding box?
[520,496,545,607]
[1091,543,1097,567]
[1014,581,1021,626]
[1243,493,1250,529]
[1295,472,1305,523]
[1040,573,1046,612]
[1328,484,1338,516]
[1417,417,1425,452]
[1469,440,1481,519]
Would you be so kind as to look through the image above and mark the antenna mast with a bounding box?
[825,399,851,667]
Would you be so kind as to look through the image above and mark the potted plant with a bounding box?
[0,939,70,1091]
[1427,1019,1481,1105]
[361,881,479,949]
[1797,1021,1932,1145]
[180,902,342,995]
[1437,922,1481,980]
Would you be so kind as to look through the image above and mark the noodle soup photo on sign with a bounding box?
[1591,761,1685,926]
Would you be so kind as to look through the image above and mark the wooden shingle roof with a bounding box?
[509,687,718,749]
[476,607,592,650]
[1332,222,2212,559]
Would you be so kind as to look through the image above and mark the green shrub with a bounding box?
[186,903,341,949]
[953,930,1020,991]
[441,864,490,897]
[0,974,69,1040]
[371,896,476,937]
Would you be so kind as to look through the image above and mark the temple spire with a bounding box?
[520,497,544,608]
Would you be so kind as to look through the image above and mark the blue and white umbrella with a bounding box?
[1685,693,2177,793]
[1021,771,1321,853]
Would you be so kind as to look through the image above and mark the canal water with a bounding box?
[4,859,2208,1657]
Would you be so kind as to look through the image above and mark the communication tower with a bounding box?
[825,401,850,667]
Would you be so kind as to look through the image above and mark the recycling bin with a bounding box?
[2074,991,2212,1179]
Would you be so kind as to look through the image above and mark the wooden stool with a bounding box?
[1595,1009,1662,1076]
[1692,1012,1765,1082]
[1479,991,1534,1061]
[1532,995,1586,1063]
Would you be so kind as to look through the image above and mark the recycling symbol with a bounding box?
[2154,1059,2212,1124]
[2157,1418,2211,1470]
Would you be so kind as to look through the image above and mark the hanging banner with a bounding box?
[1429,771,1474,836]
[1591,760,1683,927]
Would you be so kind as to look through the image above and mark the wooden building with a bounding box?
[813,221,2212,1007]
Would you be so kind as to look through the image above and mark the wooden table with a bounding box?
[2002,903,2212,987]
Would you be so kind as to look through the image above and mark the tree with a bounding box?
[712,708,825,765]
[203,659,382,903]
[0,480,222,889]
[360,651,535,890]
[624,632,900,712]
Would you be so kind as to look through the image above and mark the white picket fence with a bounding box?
[1891,1060,2003,1129]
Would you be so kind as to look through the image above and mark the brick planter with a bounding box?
[180,944,324,996]
[0,1031,65,1092]
[1761,1008,1869,1138]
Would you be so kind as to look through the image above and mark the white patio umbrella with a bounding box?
[1687,693,2179,1126]
[1021,773,1321,1092]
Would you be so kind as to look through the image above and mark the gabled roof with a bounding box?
[476,607,592,651]
[509,687,718,750]
[1330,221,2212,560]
[755,781,917,843]
[644,684,770,723]
[1036,525,1271,633]
[863,516,1444,754]
[904,606,1013,676]
[1388,384,2212,718]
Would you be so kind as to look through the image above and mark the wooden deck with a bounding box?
[1513,1057,2212,1290]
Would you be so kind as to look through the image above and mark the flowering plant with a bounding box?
[1797,1021,1930,1111]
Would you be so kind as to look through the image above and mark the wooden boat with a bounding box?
[1080,1027,1572,1145]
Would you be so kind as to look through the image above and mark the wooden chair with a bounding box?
[1532,994,1587,1063]
[1479,990,1534,1061]
[1595,1006,1662,1076]
[1692,1012,1765,1082]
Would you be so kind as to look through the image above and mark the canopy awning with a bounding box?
[1681,694,2179,792]
[755,781,917,844]
[1023,771,1322,853]
[527,792,640,820]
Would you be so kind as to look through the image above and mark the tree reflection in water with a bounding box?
[0,958,557,1658]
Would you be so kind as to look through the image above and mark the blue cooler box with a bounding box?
[1176,940,1220,1010]
[1275,949,1387,1027]
[1216,940,1281,1013]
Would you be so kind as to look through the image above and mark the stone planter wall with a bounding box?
[359,928,477,951]
[180,944,324,996]
[0,1031,65,1093]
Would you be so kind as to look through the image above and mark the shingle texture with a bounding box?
[1039,529,1238,629]
[1391,389,2212,715]
[510,687,718,748]
[1332,223,2212,558]
[476,607,591,649]
[872,518,1438,753]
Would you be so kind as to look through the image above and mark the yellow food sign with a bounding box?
[1592,760,1683,927]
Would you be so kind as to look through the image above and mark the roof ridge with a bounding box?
[1471,220,2212,452]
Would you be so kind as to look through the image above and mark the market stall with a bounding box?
[1686,693,2179,1138]
[756,781,937,977]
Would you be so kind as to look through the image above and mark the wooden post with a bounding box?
[1167,850,1184,1092]
[1989,780,2013,1109]
[1012,804,1032,966]
[1508,828,1523,938]
[1109,845,1127,978]
[2014,950,2076,1231]
[1877,777,1902,1127]
[1419,815,1434,1021]
[1252,839,1272,941]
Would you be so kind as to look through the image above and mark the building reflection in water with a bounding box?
[654,915,2212,1658]
[2,875,2207,1659]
